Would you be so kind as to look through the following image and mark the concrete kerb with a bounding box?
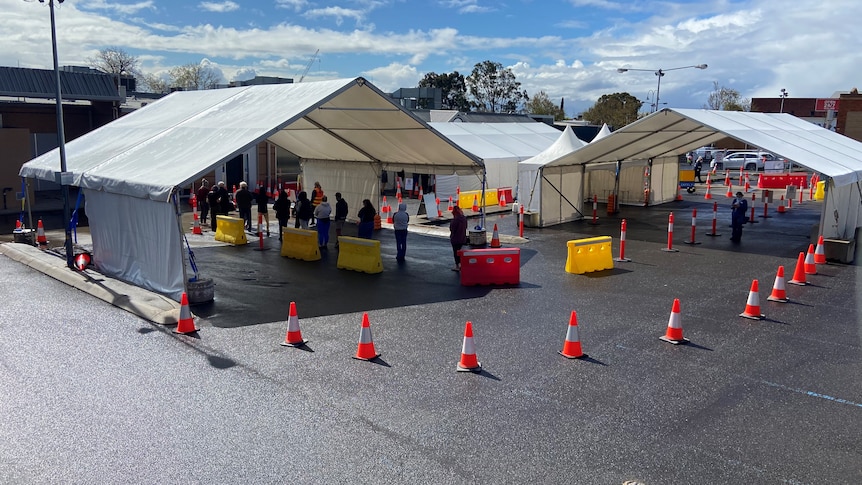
[0,242,181,325]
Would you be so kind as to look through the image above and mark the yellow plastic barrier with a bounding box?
[214,216,248,245]
[336,236,383,274]
[280,227,321,261]
[458,190,499,208]
[814,180,825,201]
[565,236,614,274]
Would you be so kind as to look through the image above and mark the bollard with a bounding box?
[518,204,526,234]
[799,189,803,205]
[615,219,631,262]
[706,202,721,236]
[748,193,759,224]
[588,194,599,225]
[684,208,701,245]
[760,198,771,218]
[661,212,679,252]
[253,213,268,251]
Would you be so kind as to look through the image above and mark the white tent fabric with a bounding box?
[19,78,482,299]
[518,108,862,237]
[591,123,611,142]
[517,126,587,213]
[426,122,561,199]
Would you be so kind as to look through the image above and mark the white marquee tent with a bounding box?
[19,78,482,299]
[518,108,862,242]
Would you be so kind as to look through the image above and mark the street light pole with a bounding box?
[618,64,708,113]
[779,88,789,113]
[35,0,74,268]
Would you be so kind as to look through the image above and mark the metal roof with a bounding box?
[0,66,121,102]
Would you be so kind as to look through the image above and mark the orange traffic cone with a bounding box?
[457,321,482,372]
[447,196,453,212]
[396,182,402,200]
[726,185,733,198]
[814,236,826,264]
[418,186,423,200]
[173,293,198,334]
[499,192,507,207]
[192,210,203,235]
[489,224,501,248]
[15,219,22,230]
[724,171,731,186]
[435,197,442,218]
[767,266,788,302]
[739,279,764,320]
[353,313,380,361]
[659,299,688,344]
[74,252,91,271]
[704,180,712,200]
[471,195,479,213]
[382,196,388,209]
[559,311,587,359]
[777,195,786,213]
[280,301,308,347]
[804,244,817,275]
[386,204,393,224]
[36,219,48,248]
[788,252,807,286]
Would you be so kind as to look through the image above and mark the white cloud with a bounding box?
[439,0,494,14]
[199,2,240,13]
[232,67,257,82]
[362,62,419,92]
[303,7,365,26]
[275,0,309,11]
[78,0,156,15]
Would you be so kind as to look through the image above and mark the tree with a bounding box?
[465,60,528,113]
[139,73,169,94]
[524,91,565,120]
[418,71,471,111]
[581,92,642,129]
[705,82,750,111]
[168,63,223,90]
[88,47,140,87]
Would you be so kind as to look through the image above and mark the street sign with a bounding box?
[815,98,840,111]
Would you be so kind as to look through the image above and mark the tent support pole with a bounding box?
[541,173,585,219]
[172,190,189,296]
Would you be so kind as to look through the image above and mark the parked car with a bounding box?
[717,151,780,171]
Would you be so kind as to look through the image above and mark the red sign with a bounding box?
[815,98,840,111]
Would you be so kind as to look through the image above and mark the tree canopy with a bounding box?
[87,47,140,84]
[418,71,471,111]
[705,82,750,111]
[168,63,223,91]
[465,60,528,113]
[524,91,566,120]
[581,92,642,129]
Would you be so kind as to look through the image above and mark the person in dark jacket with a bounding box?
[207,185,220,232]
[196,179,210,225]
[357,199,376,239]
[295,191,313,229]
[392,202,409,261]
[334,192,348,247]
[273,189,291,241]
[255,185,271,236]
[730,191,748,243]
[449,205,467,271]
[216,181,231,214]
[234,181,254,231]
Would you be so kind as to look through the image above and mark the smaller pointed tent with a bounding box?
[591,123,612,143]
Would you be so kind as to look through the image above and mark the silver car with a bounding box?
[718,152,780,171]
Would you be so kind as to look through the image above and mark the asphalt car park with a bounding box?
[2,188,860,483]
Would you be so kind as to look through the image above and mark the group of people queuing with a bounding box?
[196,178,472,263]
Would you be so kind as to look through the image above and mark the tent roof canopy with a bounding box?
[542,108,862,187]
[20,77,482,201]
[428,121,562,164]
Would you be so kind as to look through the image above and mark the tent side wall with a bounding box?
[301,160,380,220]
[539,165,584,227]
[649,156,680,205]
[822,181,862,240]
[85,190,184,299]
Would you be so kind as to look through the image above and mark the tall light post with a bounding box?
[29,0,74,268]
[618,64,708,113]
[779,88,789,113]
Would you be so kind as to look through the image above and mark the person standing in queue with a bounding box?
[357,199,376,239]
[334,192,348,247]
[216,181,231,215]
[392,202,409,261]
[207,184,220,232]
[235,181,254,231]
[294,191,313,229]
[309,181,324,227]
[273,189,291,241]
[255,184,271,236]
[196,178,210,226]
[694,156,704,183]
[314,195,332,248]
[449,205,467,271]
[730,191,748,243]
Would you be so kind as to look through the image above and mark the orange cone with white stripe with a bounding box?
[788,252,807,286]
[447,196,453,212]
[456,321,482,372]
[499,192,507,207]
[36,219,48,248]
[472,195,479,212]
[659,299,688,344]
[739,279,764,320]
[280,301,308,347]
[192,209,203,235]
[767,266,788,302]
[559,311,587,359]
[804,244,817,275]
[703,179,712,200]
[173,293,198,334]
[489,224,501,248]
[353,313,380,361]
[814,236,826,264]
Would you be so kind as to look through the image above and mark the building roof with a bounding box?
[0,66,121,102]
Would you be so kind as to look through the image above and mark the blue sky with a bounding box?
[6,0,861,117]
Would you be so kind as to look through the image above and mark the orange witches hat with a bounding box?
[659,299,689,344]
[767,266,788,302]
[739,279,765,320]
[353,313,380,361]
[788,252,807,286]
[804,244,817,275]
[74,252,91,271]
[703,179,712,200]
[173,293,198,334]
[814,236,826,264]
[471,195,479,212]
[280,301,308,347]
[456,321,482,372]
[559,311,587,359]
[36,219,48,247]
[489,224,501,248]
